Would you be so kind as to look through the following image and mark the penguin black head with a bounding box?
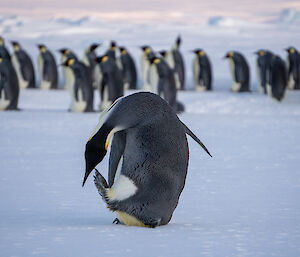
[95,55,109,63]
[176,35,181,48]
[286,47,296,54]
[141,45,151,53]
[224,51,234,59]
[149,56,161,65]
[61,58,75,67]
[90,43,100,52]
[58,48,70,56]
[110,41,117,51]
[83,124,112,187]
[254,50,265,56]
[37,44,47,53]
[11,41,20,50]
[159,50,167,58]
[192,49,205,56]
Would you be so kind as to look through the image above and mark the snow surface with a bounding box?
[0,89,300,257]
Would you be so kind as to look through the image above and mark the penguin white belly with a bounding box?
[12,54,28,89]
[288,74,295,90]
[0,87,10,111]
[266,84,272,97]
[94,65,102,90]
[256,63,263,93]
[64,68,75,91]
[193,58,201,89]
[166,51,175,69]
[107,174,137,201]
[141,55,151,91]
[149,65,159,93]
[82,53,90,67]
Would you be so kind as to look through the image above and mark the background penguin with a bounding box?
[255,50,273,94]
[105,41,117,61]
[149,56,184,113]
[285,47,300,90]
[11,41,36,89]
[0,37,11,61]
[37,44,58,90]
[192,49,212,91]
[0,55,19,110]
[82,92,211,227]
[96,55,124,111]
[140,45,156,91]
[82,43,100,88]
[119,46,137,90]
[224,51,250,92]
[61,57,94,112]
[268,55,287,101]
[58,48,78,90]
[159,36,185,90]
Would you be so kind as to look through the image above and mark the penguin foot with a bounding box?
[94,169,109,203]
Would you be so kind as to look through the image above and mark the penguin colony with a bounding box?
[0,35,299,111]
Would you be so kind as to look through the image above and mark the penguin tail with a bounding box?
[181,121,212,157]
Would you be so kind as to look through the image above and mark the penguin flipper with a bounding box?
[181,121,212,157]
[94,169,110,203]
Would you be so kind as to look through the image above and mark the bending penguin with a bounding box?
[61,57,94,112]
[82,92,212,227]
[37,44,58,90]
[0,37,11,61]
[267,55,287,101]
[11,41,36,89]
[58,48,78,90]
[96,55,124,111]
[255,50,273,94]
[0,55,19,110]
[82,43,100,88]
[224,51,250,92]
[119,47,137,90]
[285,47,300,90]
[159,36,185,90]
[192,49,212,91]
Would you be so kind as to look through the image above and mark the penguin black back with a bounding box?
[255,50,273,94]
[269,55,287,101]
[286,47,300,90]
[119,47,137,90]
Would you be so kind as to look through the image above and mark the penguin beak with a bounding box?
[222,55,228,59]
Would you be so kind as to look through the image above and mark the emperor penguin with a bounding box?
[159,36,185,90]
[11,41,36,89]
[0,37,11,61]
[95,55,124,111]
[58,48,78,90]
[105,41,117,61]
[82,92,212,227]
[61,57,94,112]
[267,55,287,101]
[255,50,273,94]
[224,51,250,92]
[37,44,58,90]
[140,45,157,91]
[285,47,300,90]
[192,49,212,91]
[82,43,100,88]
[149,56,184,113]
[0,55,19,110]
[119,47,137,90]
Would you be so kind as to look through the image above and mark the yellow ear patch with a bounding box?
[145,48,151,54]
[228,52,233,57]
[101,56,108,63]
[64,49,70,56]
[289,48,295,54]
[41,46,46,53]
[153,58,160,64]
[14,45,20,51]
[259,50,264,56]
[121,49,127,55]
[67,58,75,66]
[111,46,117,51]
[0,58,2,63]
[198,50,205,56]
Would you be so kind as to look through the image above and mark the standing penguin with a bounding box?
[140,45,156,91]
[267,55,287,101]
[285,47,300,90]
[224,51,250,92]
[0,56,19,110]
[255,50,273,94]
[105,41,117,61]
[96,55,124,111]
[149,56,184,113]
[61,58,94,112]
[192,49,212,91]
[0,37,11,61]
[82,43,100,88]
[37,44,58,90]
[119,47,137,90]
[82,92,211,227]
[58,48,78,90]
[11,41,36,89]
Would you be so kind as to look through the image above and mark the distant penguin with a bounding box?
[119,47,137,90]
[255,50,273,94]
[96,55,124,111]
[149,56,184,113]
[0,37,11,61]
[140,45,156,91]
[37,44,58,90]
[224,51,250,92]
[82,43,100,88]
[82,92,211,227]
[0,56,19,110]
[58,48,78,90]
[267,55,287,101]
[192,49,212,91]
[11,41,36,89]
[61,57,94,112]
[285,47,300,90]
[160,36,185,90]
[105,41,117,61]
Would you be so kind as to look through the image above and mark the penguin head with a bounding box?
[159,50,167,58]
[175,35,181,48]
[90,43,100,52]
[61,58,75,67]
[149,56,161,65]
[58,48,70,56]
[119,47,127,55]
[38,44,47,53]
[286,47,296,54]
[224,51,234,59]
[254,50,265,56]
[11,41,20,51]
[141,45,151,54]
[193,49,205,56]
[110,41,117,51]
[95,55,109,63]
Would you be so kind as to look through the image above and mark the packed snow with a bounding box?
[1,9,300,257]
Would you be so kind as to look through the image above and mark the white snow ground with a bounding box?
[0,89,300,257]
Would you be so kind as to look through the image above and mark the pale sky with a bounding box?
[1,0,300,23]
